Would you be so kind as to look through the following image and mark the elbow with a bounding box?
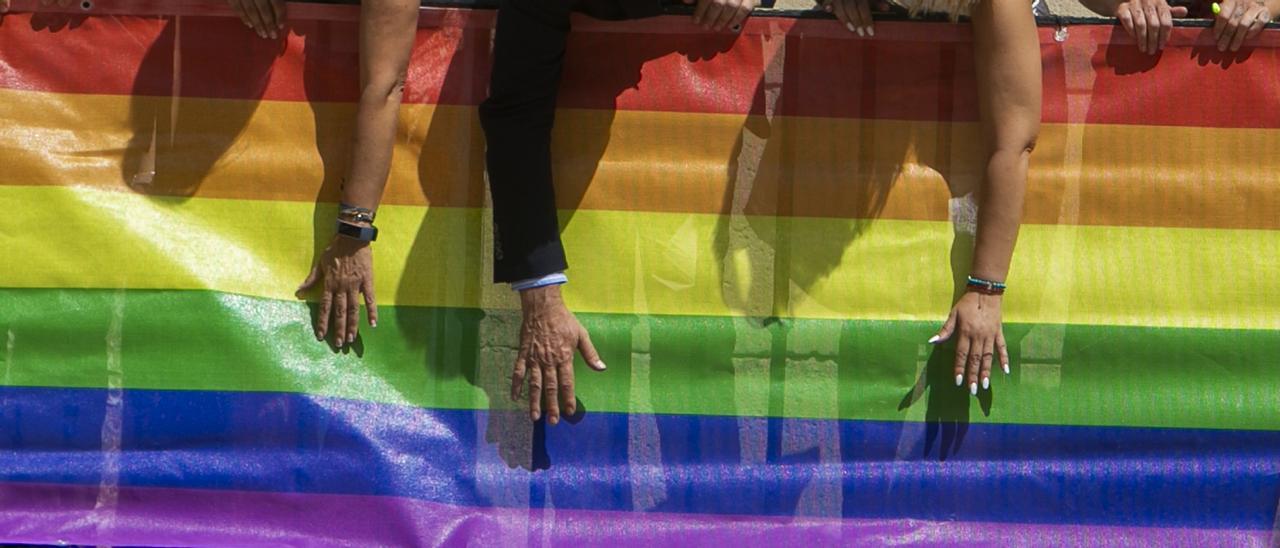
[360,71,408,107]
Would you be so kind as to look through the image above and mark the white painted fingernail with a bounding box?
[1002,362,1010,375]
[866,27,875,37]
[969,382,978,396]
[928,335,942,344]
[846,22,857,33]
[955,374,963,387]
[856,26,865,36]
[371,321,378,328]
[982,377,990,390]
[593,360,607,371]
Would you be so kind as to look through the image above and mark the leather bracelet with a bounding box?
[336,220,378,242]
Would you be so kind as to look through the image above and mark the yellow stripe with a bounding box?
[2,185,1275,330]
[4,88,1280,228]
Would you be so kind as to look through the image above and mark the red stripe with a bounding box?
[2,4,1279,127]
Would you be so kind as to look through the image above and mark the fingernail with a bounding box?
[270,32,278,39]
[824,4,832,11]
[982,377,990,390]
[969,382,978,396]
[348,333,355,343]
[927,335,942,344]
[530,411,539,421]
[955,374,963,387]
[866,27,875,37]
[1002,362,1010,375]
[549,415,559,425]
[315,332,322,341]
[371,321,378,328]
[593,360,607,371]
[856,26,865,36]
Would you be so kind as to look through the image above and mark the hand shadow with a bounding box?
[897,229,992,461]
[122,16,284,198]
[1190,40,1256,68]
[1101,25,1164,75]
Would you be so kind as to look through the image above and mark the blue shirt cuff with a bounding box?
[510,272,568,292]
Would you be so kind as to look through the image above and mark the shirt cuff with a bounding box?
[510,272,568,292]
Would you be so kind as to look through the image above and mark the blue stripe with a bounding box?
[0,386,1276,529]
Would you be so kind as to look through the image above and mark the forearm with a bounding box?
[969,0,1041,283]
[478,0,573,282]
[342,0,420,211]
[971,177,1025,282]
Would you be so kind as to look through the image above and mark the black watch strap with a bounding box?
[336,220,378,242]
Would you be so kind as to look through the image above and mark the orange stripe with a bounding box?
[3,89,1279,229]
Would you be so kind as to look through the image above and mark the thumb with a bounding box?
[928,309,958,344]
[577,326,606,371]
[296,265,320,296]
[1170,6,1188,16]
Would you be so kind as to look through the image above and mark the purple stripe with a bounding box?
[0,482,1268,546]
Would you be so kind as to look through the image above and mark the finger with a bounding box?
[228,0,254,29]
[1213,1,1231,41]
[980,338,995,390]
[712,0,738,30]
[1170,6,1188,16]
[1117,6,1138,47]
[271,0,286,29]
[1229,15,1251,51]
[0,0,8,14]
[996,330,1011,375]
[843,0,866,35]
[345,290,359,344]
[361,278,378,328]
[728,1,751,31]
[831,0,854,34]
[557,359,576,417]
[1219,8,1240,51]
[1245,8,1268,41]
[240,0,267,37]
[542,361,560,425]
[316,290,332,340]
[578,327,606,371]
[693,0,710,25]
[930,310,958,344]
[1157,2,1172,50]
[527,360,543,421]
[510,351,528,401]
[250,0,278,38]
[953,338,969,388]
[297,266,320,295]
[333,291,348,347]
[857,0,874,36]
[966,340,981,395]
[1131,4,1149,53]
[1143,3,1161,53]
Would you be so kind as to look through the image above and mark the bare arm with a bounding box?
[298,0,419,347]
[932,0,1041,394]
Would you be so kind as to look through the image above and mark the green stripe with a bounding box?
[2,288,1277,430]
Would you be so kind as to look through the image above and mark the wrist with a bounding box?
[520,284,564,310]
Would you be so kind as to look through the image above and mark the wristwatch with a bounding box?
[336,220,378,242]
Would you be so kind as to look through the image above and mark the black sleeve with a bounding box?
[478,0,574,283]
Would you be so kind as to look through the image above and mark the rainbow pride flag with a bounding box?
[1,1,1277,544]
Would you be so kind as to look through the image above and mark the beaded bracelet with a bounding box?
[966,275,1006,295]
